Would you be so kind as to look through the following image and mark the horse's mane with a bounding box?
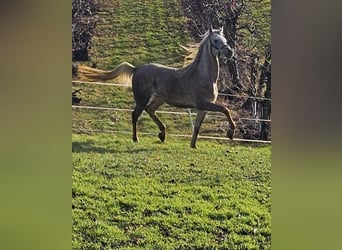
[181,30,210,67]
[177,30,211,77]
[180,43,199,66]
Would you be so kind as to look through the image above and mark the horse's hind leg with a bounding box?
[132,106,144,142]
[145,98,166,142]
[190,111,207,148]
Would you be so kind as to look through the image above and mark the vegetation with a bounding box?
[89,0,189,69]
[72,133,271,249]
[72,1,271,248]
[72,0,243,139]
[72,0,271,141]
[181,0,271,140]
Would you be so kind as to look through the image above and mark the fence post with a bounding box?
[187,108,194,134]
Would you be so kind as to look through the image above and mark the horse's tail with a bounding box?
[75,62,136,86]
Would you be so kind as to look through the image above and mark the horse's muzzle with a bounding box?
[219,46,234,61]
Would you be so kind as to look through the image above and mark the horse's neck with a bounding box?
[197,41,219,82]
[179,39,219,82]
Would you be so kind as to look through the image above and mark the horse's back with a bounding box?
[131,63,217,108]
[132,64,177,106]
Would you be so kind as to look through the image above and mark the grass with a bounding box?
[72,1,271,249]
[90,0,189,69]
[73,0,205,137]
[73,0,243,139]
[72,133,271,249]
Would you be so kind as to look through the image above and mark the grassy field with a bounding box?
[72,133,271,249]
[72,0,271,249]
[73,0,242,141]
[73,0,203,137]
[90,0,188,69]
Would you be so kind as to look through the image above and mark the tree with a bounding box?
[181,0,270,88]
[259,44,271,140]
[181,0,271,139]
[72,0,96,61]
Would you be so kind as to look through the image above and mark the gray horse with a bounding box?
[76,27,236,148]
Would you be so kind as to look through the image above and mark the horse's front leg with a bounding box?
[190,111,207,148]
[198,102,236,141]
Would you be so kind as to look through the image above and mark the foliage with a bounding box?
[72,133,271,249]
[181,0,271,55]
[238,0,271,54]
[72,0,97,61]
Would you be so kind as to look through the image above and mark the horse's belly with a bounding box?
[165,98,197,109]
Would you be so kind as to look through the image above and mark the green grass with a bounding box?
[72,1,271,248]
[73,0,243,139]
[72,133,271,249]
[73,0,205,136]
[90,0,189,69]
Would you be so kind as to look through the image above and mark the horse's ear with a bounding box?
[220,26,224,35]
[210,25,214,34]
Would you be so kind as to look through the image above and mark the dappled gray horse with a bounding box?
[76,27,236,148]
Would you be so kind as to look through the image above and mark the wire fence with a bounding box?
[72,80,271,144]
[72,127,271,144]
[72,80,272,101]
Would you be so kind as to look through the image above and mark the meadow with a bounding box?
[72,0,271,248]
[72,133,271,249]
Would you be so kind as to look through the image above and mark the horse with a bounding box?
[76,26,237,148]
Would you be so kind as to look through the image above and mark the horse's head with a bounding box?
[209,26,234,61]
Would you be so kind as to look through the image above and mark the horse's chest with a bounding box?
[209,82,219,101]
[202,78,218,96]
[213,83,218,98]
[190,81,217,105]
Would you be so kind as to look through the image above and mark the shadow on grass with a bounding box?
[72,139,153,154]
[215,139,271,149]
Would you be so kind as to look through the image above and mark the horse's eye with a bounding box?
[214,39,219,43]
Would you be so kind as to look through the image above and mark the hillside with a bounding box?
[72,1,271,249]
[72,0,246,141]
[89,0,189,68]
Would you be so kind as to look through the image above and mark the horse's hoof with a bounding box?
[227,129,235,140]
[158,132,165,142]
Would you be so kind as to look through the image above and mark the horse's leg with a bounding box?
[132,106,144,142]
[145,99,166,142]
[190,110,207,148]
[198,102,236,140]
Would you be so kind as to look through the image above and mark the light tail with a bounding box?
[76,62,136,86]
